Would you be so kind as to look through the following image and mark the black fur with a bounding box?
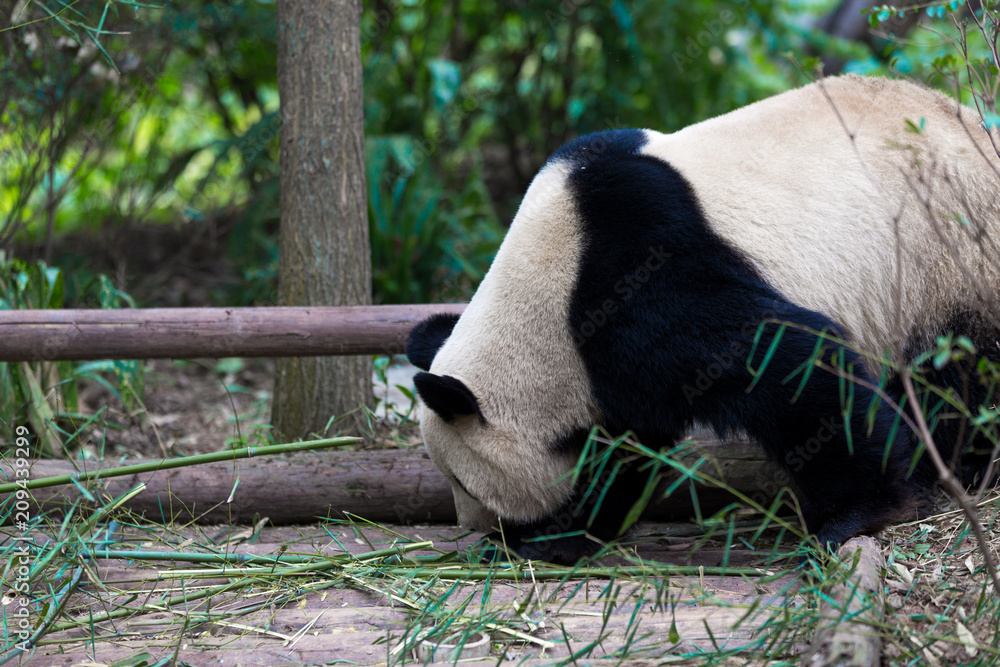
[551,427,593,454]
[406,313,460,370]
[413,372,481,424]
[894,311,1000,487]
[548,128,648,169]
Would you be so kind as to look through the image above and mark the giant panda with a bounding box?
[406,74,1000,564]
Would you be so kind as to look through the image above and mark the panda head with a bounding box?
[406,335,588,535]
[406,161,599,535]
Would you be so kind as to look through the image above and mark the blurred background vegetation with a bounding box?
[0,0,995,308]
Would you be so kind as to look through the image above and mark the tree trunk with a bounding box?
[273,0,373,439]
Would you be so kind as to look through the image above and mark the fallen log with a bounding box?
[0,439,785,525]
[0,304,466,362]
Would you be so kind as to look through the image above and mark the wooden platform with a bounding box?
[6,522,816,665]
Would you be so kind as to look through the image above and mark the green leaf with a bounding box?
[621,458,662,532]
[109,651,154,667]
[17,363,63,455]
[99,275,117,309]
[215,357,244,374]
[427,58,461,107]
[982,112,1000,130]
[45,267,65,309]
[669,616,680,643]
[57,361,78,413]
[70,475,97,501]
[115,359,145,410]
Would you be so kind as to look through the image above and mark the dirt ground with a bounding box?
[73,356,421,460]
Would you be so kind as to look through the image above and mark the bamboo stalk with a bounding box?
[54,546,773,579]
[375,565,771,579]
[47,542,431,633]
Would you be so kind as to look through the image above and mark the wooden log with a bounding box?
[0,304,466,362]
[0,440,784,525]
[805,536,886,667]
[1,450,454,525]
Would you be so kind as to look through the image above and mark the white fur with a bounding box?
[424,161,598,530]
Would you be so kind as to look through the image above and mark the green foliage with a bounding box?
[865,0,999,109]
[914,333,1000,459]
[367,136,500,303]
[1,1,280,292]
[354,0,851,300]
[0,256,74,454]
[360,0,810,219]
[3,0,829,306]
[4,0,997,307]
[0,254,143,452]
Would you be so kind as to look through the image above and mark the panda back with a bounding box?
[643,74,1000,359]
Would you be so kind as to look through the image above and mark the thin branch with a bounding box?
[899,366,1000,590]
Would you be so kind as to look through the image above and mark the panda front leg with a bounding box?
[576,293,925,553]
[733,314,926,550]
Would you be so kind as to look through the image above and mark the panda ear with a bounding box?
[414,372,482,423]
[406,313,461,371]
